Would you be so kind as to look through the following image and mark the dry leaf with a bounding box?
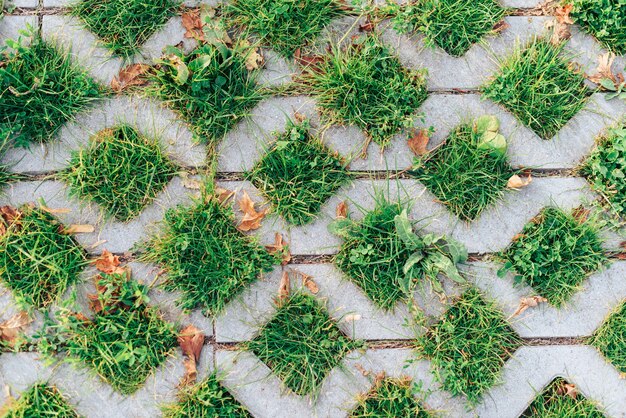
[237,191,267,231]
[587,52,623,86]
[510,296,548,318]
[507,174,532,189]
[39,205,71,214]
[493,20,509,33]
[343,314,361,322]
[557,382,578,399]
[294,48,326,73]
[278,271,290,302]
[359,18,375,32]
[64,224,95,234]
[265,233,291,265]
[355,364,370,376]
[294,112,307,124]
[94,250,126,275]
[182,9,204,41]
[300,272,319,294]
[0,312,32,347]
[546,19,571,45]
[180,172,201,190]
[178,325,205,386]
[111,64,151,93]
[215,187,235,204]
[555,4,574,24]
[336,201,348,219]
[572,207,591,224]
[0,206,22,226]
[408,129,430,156]
[245,47,264,71]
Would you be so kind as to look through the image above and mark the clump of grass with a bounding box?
[416,288,521,405]
[387,0,506,56]
[481,37,588,139]
[331,199,467,310]
[350,376,433,418]
[0,205,87,309]
[163,373,251,418]
[225,0,346,58]
[247,118,351,225]
[141,195,277,315]
[499,207,607,307]
[580,125,626,221]
[589,300,626,375]
[410,119,515,221]
[0,34,102,147]
[71,0,179,59]
[55,272,177,395]
[3,383,79,418]
[61,125,178,222]
[246,292,362,396]
[300,35,428,148]
[522,378,605,417]
[149,43,262,144]
[571,0,626,55]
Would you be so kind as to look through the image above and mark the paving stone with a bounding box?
[0,16,37,48]
[5,0,39,8]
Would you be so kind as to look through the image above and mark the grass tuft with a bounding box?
[0,34,102,147]
[141,195,277,315]
[522,377,605,417]
[481,37,588,139]
[571,0,626,55]
[3,383,79,418]
[300,35,428,148]
[0,205,87,309]
[350,376,433,418]
[246,291,362,396]
[416,288,521,405]
[61,125,178,222]
[247,118,351,225]
[589,300,626,375]
[499,207,607,307]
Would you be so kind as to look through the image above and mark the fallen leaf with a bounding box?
[64,224,95,234]
[572,207,591,224]
[587,52,624,86]
[510,296,548,318]
[492,20,509,33]
[178,325,205,386]
[294,112,307,124]
[555,3,574,24]
[0,206,22,226]
[237,191,267,232]
[511,233,525,242]
[93,250,126,275]
[111,64,151,93]
[215,187,235,204]
[39,205,71,214]
[0,312,32,347]
[359,18,375,32]
[355,364,370,376]
[546,18,571,45]
[182,9,204,41]
[336,201,348,219]
[245,47,264,71]
[265,233,291,265]
[343,314,361,322]
[408,129,430,156]
[506,174,532,189]
[278,271,290,302]
[557,382,578,399]
[294,48,326,73]
[299,271,319,294]
[180,172,201,190]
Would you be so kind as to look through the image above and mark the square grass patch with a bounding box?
[225,0,346,58]
[350,376,433,418]
[572,0,626,55]
[301,35,428,147]
[522,378,605,417]
[500,207,607,307]
[0,35,102,147]
[141,196,277,315]
[57,273,177,394]
[71,0,180,59]
[149,43,262,144]
[246,292,362,396]
[416,288,521,405]
[389,0,506,57]
[0,205,87,309]
[589,300,626,375]
[247,119,351,225]
[482,37,588,139]
[62,125,178,222]
[163,374,251,418]
[410,120,515,221]
[3,383,79,418]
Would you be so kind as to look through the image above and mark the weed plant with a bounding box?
[571,0,626,55]
[350,376,432,418]
[589,300,626,375]
[522,378,605,417]
[3,383,79,418]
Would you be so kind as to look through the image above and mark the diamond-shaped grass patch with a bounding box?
[0,35,102,147]
[589,300,626,375]
[482,37,588,139]
[500,207,607,307]
[246,292,362,396]
[57,273,177,395]
[0,205,87,309]
[225,0,346,58]
[247,119,351,225]
[522,377,605,417]
[301,35,428,148]
[416,288,521,405]
[390,0,506,57]
[571,0,626,55]
[141,195,278,315]
[71,0,179,59]
[410,119,516,221]
[3,383,79,418]
[163,373,251,418]
[62,125,178,222]
[350,376,433,418]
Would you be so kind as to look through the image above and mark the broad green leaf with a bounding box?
[328,218,355,239]
[398,273,413,295]
[394,209,423,250]
[444,238,468,264]
[425,252,465,284]
[600,78,617,91]
[473,115,500,135]
[477,131,507,156]
[403,251,425,275]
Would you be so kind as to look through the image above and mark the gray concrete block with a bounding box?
[0,16,37,48]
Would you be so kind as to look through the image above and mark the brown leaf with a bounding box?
[0,312,32,347]
[93,250,126,275]
[178,325,205,386]
[408,129,430,156]
[298,271,319,294]
[546,19,571,45]
[111,64,151,93]
[359,18,375,32]
[182,9,204,41]
[38,205,71,215]
[555,3,574,24]
[355,364,370,376]
[64,224,95,234]
[510,295,548,318]
[511,233,525,242]
[557,382,578,399]
[237,191,267,231]
[294,48,326,73]
[572,207,591,224]
[215,187,235,205]
[245,47,264,71]
[506,174,532,189]
[278,271,290,302]
[0,206,22,226]
[265,233,291,265]
[294,112,307,124]
[588,52,622,85]
[493,20,510,33]
[336,201,348,219]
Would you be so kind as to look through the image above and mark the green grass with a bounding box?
[71,0,179,59]
[225,0,346,58]
[3,383,79,418]
[149,43,262,144]
[410,120,515,221]
[350,377,432,418]
[300,35,428,147]
[56,272,177,395]
[247,119,351,225]
[571,0,626,55]
[500,207,607,307]
[0,205,87,309]
[388,0,506,56]
[580,125,626,221]
[0,34,102,147]
[141,195,278,315]
[416,288,521,405]
[246,292,361,396]
[589,300,626,375]
[522,378,605,417]
[482,37,589,139]
[61,125,178,222]
[332,199,467,310]
[163,374,251,418]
